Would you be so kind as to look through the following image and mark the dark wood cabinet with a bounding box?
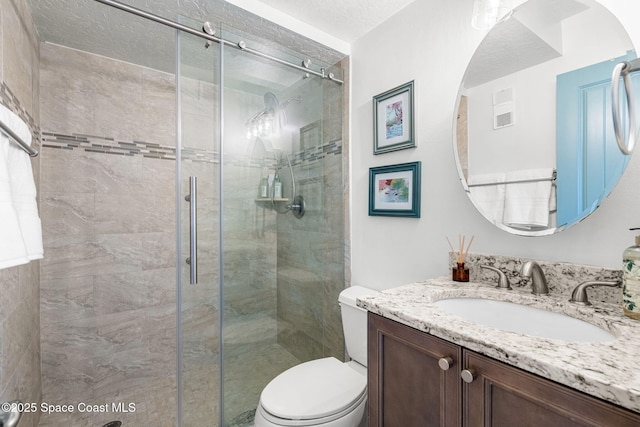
[368,312,462,427]
[368,313,640,427]
[463,350,640,427]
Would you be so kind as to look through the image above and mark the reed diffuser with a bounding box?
[446,234,474,282]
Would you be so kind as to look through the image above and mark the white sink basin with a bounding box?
[433,297,615,342]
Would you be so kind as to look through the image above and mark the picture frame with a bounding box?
[369,161,421,217]
[373,80,415,155]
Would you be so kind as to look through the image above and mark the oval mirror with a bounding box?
[454,0,637,236]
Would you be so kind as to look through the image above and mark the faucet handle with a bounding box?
[480,265,512,290]
[569,280,621,305]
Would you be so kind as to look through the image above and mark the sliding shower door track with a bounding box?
[92,0,344,85]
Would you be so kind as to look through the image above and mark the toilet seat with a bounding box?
[258,357,367,426]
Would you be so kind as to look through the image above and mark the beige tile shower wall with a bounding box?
[38,43,179,427]
[276,65,346,362]
[0,1,42,427]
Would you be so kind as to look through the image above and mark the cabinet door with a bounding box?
[368,313,462,427]
[463,350,640,427]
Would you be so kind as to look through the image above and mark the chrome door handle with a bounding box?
[185,176,198,285]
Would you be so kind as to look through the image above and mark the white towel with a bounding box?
[0,136,28,269]
[467,173,506,224]
[0,104,43,268]
[503,168,554,229]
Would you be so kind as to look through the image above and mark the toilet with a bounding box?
[254,286,376,427]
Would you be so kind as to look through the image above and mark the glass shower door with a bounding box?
[219,27,346,426]
[176,20,345,427]
[177,20,222,426]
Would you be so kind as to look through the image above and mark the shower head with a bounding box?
[246,92,303,140]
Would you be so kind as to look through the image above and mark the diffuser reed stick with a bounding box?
[446,234,474,264]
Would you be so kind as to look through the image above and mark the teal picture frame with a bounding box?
[373,80,415,155]
[369,161,421,217]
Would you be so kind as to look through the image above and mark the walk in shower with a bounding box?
[34,1,347,425]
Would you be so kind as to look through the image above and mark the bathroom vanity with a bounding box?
[359,279,640,426]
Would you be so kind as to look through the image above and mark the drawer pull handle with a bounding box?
[461,369,477,383]
[438,356,454,371]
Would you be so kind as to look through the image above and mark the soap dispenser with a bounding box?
[258,177,268,198]
[274,174,282,199]
[623,228,640,320]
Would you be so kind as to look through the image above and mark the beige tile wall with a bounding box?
[0,0,42,427]
[38,43,179,427]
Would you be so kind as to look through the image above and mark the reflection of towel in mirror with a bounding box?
[467,173,506,224]
[0,104,43,269]
[503,168,554,229]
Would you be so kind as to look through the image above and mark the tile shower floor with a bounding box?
[225,342,301,427]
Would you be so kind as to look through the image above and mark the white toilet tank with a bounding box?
[338,286,377,367]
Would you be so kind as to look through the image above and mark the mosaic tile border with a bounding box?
[0,82,39,146]
[43,131,175,159]
[41,131,220,163]
[41,130,342,167]
[290,138,342,167]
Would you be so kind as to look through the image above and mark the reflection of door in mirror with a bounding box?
[556,51,636,228]
[455,0,637,236]
[456,96,469,180]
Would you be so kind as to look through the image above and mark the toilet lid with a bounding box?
[260,357,366,421]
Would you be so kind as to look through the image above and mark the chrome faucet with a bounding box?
[520,261,549,295]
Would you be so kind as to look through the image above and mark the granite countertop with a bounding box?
[357,278,640,413]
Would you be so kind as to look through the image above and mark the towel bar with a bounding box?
[0,120,38,157]
[467,170,556,188]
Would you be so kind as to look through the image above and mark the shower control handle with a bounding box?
[186,176,198,285]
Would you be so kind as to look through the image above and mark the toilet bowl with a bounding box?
[254,286,375,427]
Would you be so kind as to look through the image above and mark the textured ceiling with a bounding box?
[236,0,417,43]
[464,0,595,88]
[27,0,359,91]
[28,0,418,80]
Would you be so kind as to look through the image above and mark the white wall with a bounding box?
[350,0,640,291]
[466,5,632,176]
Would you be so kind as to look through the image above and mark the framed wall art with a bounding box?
[368,161,421,217]
[373,80,415,154]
